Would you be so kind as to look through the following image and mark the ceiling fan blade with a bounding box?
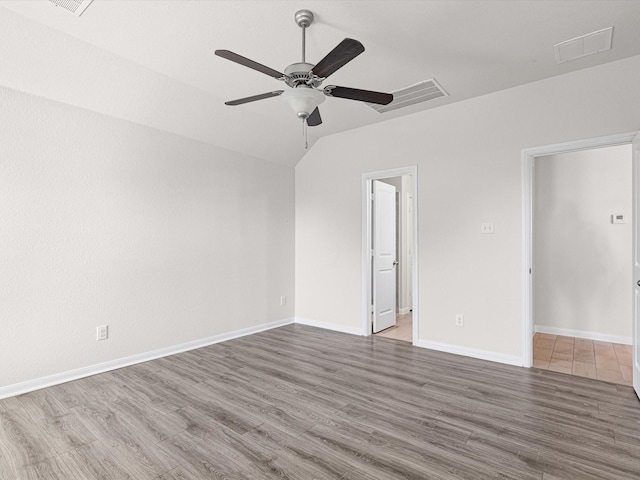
[215,50,286,79]
[311,38,365,79]
[225,91,284,106]
[324,86,393,105]
[307,107,322,127]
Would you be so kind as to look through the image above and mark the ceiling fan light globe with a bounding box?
[280,87,325,119]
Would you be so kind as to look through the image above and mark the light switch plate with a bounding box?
[481,222,494,234]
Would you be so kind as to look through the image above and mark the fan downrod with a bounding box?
[295,10,314,63]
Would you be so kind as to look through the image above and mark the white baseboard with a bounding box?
[295,317,364,336]
[534,325,632,345]
[398,307,411,315]
[415,339,523,367]
[0,317,294,400]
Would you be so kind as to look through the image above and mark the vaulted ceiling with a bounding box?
[2,1,640,167]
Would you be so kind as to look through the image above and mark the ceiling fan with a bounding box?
[215,9,393,128]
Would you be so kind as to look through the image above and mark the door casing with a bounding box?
[361,166,419,343]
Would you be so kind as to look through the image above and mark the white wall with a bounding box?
[295,55,640,363]
[534,145,632,341]
[0,86,294,389]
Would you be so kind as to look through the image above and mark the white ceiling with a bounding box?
[2,0,640,167]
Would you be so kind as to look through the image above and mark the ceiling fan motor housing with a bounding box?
[284,62,323,88]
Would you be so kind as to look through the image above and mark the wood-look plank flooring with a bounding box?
[1,324,639,479]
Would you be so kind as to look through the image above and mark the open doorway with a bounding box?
[361,167,418,344]
[532,144,633,384]
[522,132,639,391]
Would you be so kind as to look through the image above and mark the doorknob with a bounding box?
[637,280,640,287]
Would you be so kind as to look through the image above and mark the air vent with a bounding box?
[367,79,448,114]
[553,27,613,64]
[48,0,93,16]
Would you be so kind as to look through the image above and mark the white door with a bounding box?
[633,131,640,397]
[373,180,397,333]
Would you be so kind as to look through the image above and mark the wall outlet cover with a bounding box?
[96,325,108,341]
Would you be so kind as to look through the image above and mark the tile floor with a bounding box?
[533,332,633,386]
[375,312,412,342]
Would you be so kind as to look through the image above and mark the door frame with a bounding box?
[361,166,419,343]
[521,131,638,367]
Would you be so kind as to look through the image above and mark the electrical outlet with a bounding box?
[455,314,464,327]
[96,325,108,341]
[280,296,287,306]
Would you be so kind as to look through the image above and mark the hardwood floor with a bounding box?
[375,312,412,342]
[533,333,633,386]
[1,324,639,479]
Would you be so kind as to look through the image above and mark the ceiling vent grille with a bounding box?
[48,0,94,16]
[553,27,613,64]
[367,79,448,114]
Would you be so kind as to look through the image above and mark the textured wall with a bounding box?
[296,55,640,360]
[0,87,294,387]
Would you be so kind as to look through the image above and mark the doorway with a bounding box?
[522,132,638,393]
[532,145,632,384]
[361,167,418,344]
